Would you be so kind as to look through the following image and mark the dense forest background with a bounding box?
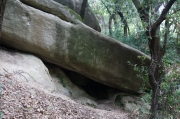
[89,0,180,118]
[89,0,180,56]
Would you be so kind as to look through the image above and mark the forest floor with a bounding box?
[0,76,138,119]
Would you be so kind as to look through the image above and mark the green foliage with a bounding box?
[128,55,180,118]
[58,75,73,96]
[89,0,180,118]
[58,75,66,88]
[139,64,180,119]
[111,31,150,55]
[127,56,149,91]
[115,101,124,107]
[141,90,152,105]
[162,38,180,65]
[158,64,180,118]
[64,6,82,22]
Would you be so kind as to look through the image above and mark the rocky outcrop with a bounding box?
[53,0,101,32]
[1,0,150,93]
[19,0,82,24]
[0,47,97,106]
[46,64,97,106]
[0,47,55,90]
[115,95,150,115]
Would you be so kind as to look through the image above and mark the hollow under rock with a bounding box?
[62,69,123,100]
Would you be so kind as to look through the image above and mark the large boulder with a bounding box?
[53,0,101,32]
[1,0,150,93]
[46,63,98,107]
[115,95,150,114]
[0,47,97,107]
[0,47,55,91]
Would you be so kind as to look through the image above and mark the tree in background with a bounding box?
[80,0,88,19]
[89,0,179,118]
[101,0,130,36]
[0,0,7,36]
[132,0,176,118]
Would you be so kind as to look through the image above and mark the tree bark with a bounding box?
[109,14,115,36]
[132,0,150,25]
[101,0,117,36]
[163,20,170,55]
[132,0,176,118]
[117,10,129,36]
[102,0,130,36]
[80,0,88,20]
[115,0,130,36]
[0,0,7,36]
[147,0,176,118]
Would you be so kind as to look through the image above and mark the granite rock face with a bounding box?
[53,0,101,32]
[1,0,150,93]
[0,48,55,90]
[0,47,97,107]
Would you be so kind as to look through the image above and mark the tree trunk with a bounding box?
[132,0,176,118]
[109,14,115,36]
[148,1,176,118]
[0,0,7,36]
[101,0,117,37]
[163,20,170,54]
[117,11,129,36]
[115,0,130,36]
[80,0,88,20]
[148,35,162,119]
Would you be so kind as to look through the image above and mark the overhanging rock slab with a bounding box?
[1,0,151,93]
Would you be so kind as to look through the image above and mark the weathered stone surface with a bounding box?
[46,64,98,107]
[115,95,150,115]
[0,47,55,90]
[53,0,101,32]
[0,47,97,107]
[20,0,82,24]
[1,0,150,93]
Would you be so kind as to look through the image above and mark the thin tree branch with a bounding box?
[132,0,150,23]
[163,20,170,55]
[101,0,112,15]
[151,0,176,31]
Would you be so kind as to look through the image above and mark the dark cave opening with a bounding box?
[61,68,118,100]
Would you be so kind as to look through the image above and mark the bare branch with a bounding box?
[101,0,112,15]
[169,8,180,16]
[151,0,176,31]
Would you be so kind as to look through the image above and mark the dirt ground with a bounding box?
[0,76,138,119]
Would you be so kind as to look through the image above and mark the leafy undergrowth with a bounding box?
[158,64,180,119]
